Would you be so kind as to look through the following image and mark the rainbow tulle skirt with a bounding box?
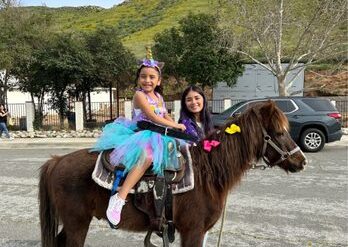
[91,117,179,175]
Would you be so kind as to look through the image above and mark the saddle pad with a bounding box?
[172,143,194,194]
[91,144,194,194]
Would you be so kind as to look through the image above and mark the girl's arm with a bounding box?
[133,91,186,131]
[0,111,7,117]
[163,112,174,122]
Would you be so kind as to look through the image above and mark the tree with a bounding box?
[8,9,54,128]
[86,27,136,119]
[0,0,53,104]
[218,0,347,96]
[13,47,52,129]
[0,0,23,104]
[0,0,18,8]
[153,13,244,89]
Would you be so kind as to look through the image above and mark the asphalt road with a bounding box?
[0,140,347,247]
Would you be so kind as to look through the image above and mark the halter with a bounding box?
[252,109,302,169]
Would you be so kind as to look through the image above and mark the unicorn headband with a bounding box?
[138,46,164,73]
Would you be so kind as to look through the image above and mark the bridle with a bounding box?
[260,126,302,166]
[252,109,302,169]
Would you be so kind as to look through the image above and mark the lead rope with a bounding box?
[217,195,228,247]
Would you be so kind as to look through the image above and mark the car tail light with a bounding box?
[327,113,342,120]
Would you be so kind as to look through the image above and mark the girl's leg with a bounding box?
[118,155,152,199]
[107,147,153,225]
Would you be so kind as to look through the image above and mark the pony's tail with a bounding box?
[39,158,59,247]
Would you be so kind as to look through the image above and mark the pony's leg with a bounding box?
[60,215,92,247]
[180,230,205,247]
[57,229,67,247]
[202,232,209,247]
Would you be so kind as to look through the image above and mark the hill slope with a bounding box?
[24,0,217,57]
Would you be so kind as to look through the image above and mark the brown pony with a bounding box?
[39,101,307,247]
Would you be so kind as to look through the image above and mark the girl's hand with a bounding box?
[176,123,186,132]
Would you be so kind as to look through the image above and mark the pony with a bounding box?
[39,101,307,247]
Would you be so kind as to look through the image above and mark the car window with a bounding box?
[251,101,267,106]
[301,99,337,111]
[274,100,297,113]
[232,100,267,115]
[233,104,247,114]
[221,101,246,116]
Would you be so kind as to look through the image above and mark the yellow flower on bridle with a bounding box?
[225,124,241,134]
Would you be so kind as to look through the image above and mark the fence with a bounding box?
[7,103,26,130]
[40,103,62,129]
[329,96,348,127]
[6,97,348,130]
[85,102,125,128]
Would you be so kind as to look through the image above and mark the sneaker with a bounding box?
[8,137,14,140]
[106,193,126,226]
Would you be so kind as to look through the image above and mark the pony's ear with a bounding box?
[259,100,276,127]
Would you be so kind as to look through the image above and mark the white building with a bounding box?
[213,64,304,100]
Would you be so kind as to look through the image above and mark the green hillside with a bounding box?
[22,0,345,60]
[24,0,217,57]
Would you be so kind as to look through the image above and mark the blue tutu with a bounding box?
[91,118,179,176]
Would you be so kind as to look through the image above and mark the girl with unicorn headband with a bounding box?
[92,47,186,227]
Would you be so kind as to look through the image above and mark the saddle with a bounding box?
[100,141,188,245]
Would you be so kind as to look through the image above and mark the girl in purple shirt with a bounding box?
[179,86,213,142]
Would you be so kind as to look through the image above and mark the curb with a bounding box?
[0,138,96,149]
[1,132,347,149]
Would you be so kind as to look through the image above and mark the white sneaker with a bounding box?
[8,137,14,140]
[106,193,125,226]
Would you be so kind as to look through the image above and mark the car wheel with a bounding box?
[300,128,325,152]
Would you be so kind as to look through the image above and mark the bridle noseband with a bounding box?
[253,109,302,168]
[261,127,301,166]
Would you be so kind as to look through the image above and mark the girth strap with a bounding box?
[165,179,175,243]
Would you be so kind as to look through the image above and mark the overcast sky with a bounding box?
[21,0,125,8]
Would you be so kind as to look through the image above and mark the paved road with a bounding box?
[0,139,347,247]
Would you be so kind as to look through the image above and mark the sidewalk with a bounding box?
[0,135,347,149]
[0,137,97,149]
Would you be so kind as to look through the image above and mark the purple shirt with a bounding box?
[132,90,167,123]
[180,117,203,142]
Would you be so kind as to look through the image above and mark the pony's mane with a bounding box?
[190,101,289,199]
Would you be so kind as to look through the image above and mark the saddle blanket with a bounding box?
[91,144,194,194]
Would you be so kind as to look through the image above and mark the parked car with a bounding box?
[212,97,343,152]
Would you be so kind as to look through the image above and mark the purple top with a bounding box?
[132,90,167,123]
[180,117,203,142]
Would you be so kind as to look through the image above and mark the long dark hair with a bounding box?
[134,65,163,95]
[0,104,6,112]
[179,86,213,136]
